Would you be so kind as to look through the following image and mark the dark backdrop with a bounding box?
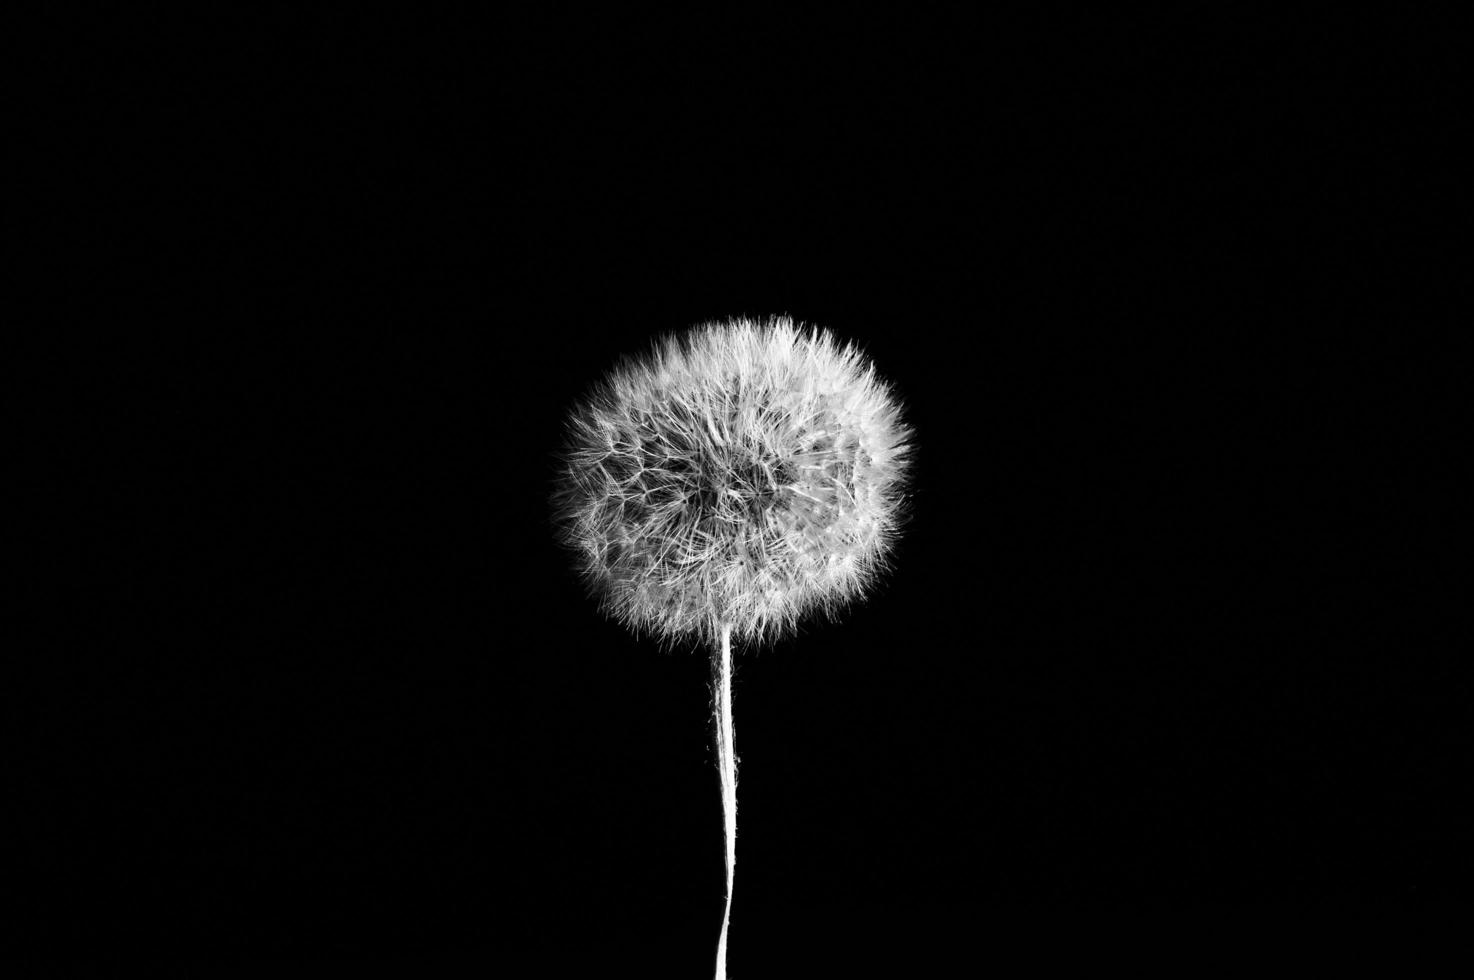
[26,10,1464,970]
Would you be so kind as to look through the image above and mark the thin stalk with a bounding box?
[713,622,737,980]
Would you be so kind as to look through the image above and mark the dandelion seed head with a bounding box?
[554,316,912,648]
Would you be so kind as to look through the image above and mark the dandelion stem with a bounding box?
[713,622,737,980]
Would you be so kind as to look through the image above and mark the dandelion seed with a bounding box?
[552,315,913,979]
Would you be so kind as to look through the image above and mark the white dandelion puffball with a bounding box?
[552,315,912,980]
[554,315,913,648]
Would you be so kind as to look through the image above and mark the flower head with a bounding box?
[554,316,912,648]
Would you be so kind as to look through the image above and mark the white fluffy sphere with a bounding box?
[554,316,912,647]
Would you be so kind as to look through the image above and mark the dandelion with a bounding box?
[553,315,912,978]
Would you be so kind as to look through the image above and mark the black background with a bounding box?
[24,10,1466,970]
